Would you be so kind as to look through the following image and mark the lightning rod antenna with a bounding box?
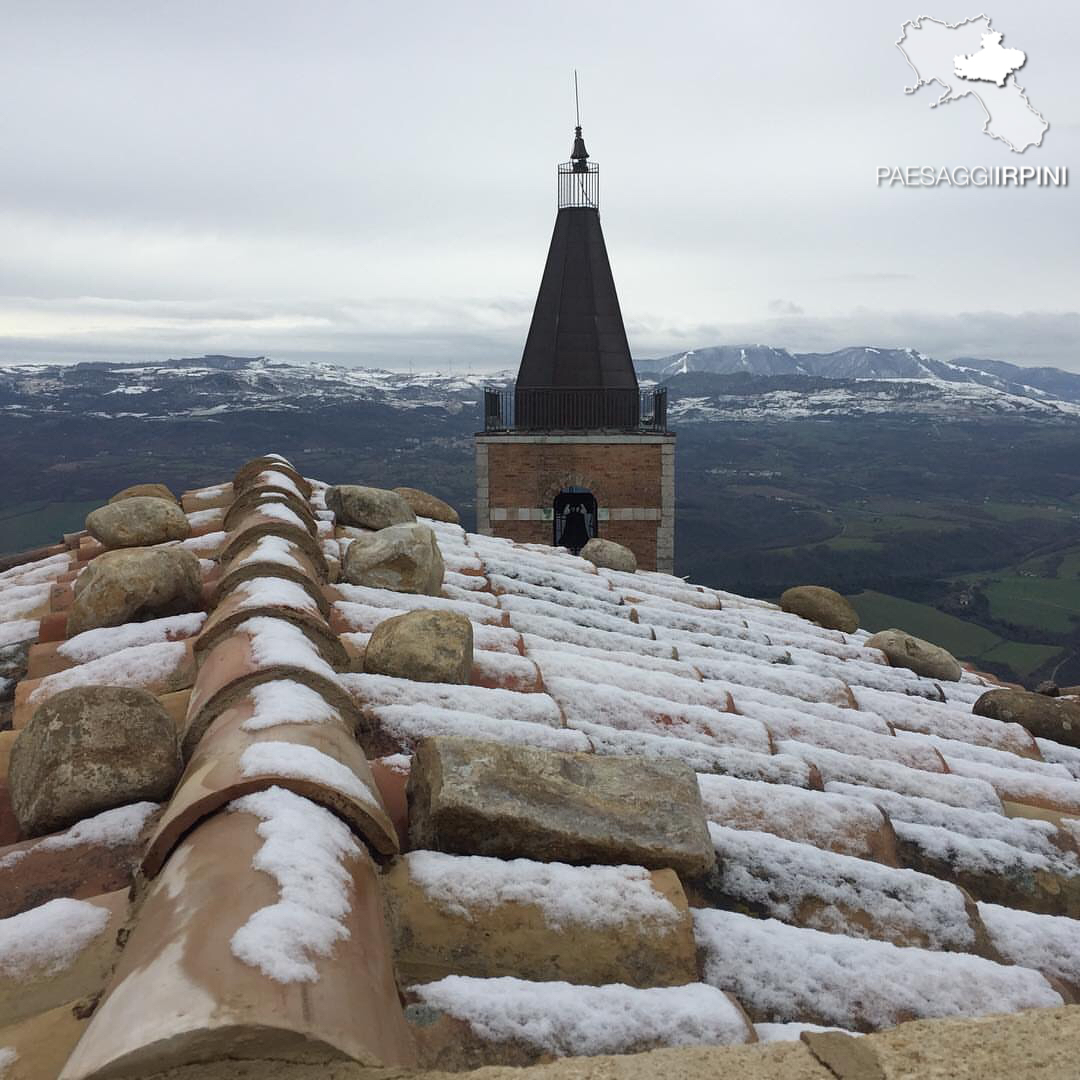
[574,70,580,127]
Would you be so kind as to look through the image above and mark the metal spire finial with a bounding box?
[570,71,589,171]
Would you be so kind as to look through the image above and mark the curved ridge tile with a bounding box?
[223,489,318,535]
[215,535,330,600]
[194,577,347,670]
[233,456,312,500]
[182,618,356,759]
[59,793,415,1079]
[144,686,397,877]
[219,509,327,577]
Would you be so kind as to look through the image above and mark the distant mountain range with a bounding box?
[1,347,1079,425]
[0,355,491,420]
[636,345,1080,405]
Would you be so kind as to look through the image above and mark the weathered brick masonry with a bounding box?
[475,433,675,573]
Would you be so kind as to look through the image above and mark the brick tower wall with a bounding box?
[475,433,675,573]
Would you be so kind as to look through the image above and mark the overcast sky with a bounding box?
[1,1,1077,371]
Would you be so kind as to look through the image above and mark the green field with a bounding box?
[848,590,1002,656]
[0,500,100,554]
[848,589,1066,681]
[984,577,1080,635]
[979,641,1065,679]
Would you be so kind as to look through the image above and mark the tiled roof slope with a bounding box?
[1,453,1079,1078]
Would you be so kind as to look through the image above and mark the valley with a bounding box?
[2,352,1078,686]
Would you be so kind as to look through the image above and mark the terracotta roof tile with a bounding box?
[1,452,1078,1075]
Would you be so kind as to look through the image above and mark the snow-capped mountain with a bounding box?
[1,349,1079,425]
[664,373,1080,423]
[0,355,507,420]
[638,345,1080,405]
[635,345,806,378]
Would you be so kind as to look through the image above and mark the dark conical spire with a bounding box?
[513,120,639,429]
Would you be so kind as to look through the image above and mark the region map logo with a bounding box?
[896,14,1047,153]
[878,13,1064,188]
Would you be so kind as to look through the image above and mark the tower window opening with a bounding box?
[553,487,598,554]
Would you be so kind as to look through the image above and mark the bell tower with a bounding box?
[475,111,675,572]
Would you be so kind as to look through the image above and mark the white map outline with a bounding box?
[896,13,1049,153]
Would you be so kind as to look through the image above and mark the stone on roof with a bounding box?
[0,451,1078,1078]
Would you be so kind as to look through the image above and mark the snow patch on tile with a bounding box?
[370,704,589,753]
[697,774,887,859]
[978,902,1080,989]
[28,640,189,704]
[897,730,1073,780]
[226,576,321,614]
[943,754,1080,811]
[544,675,770,755]
[823,781,1071,865]
[405,851,679,929]
[242,679,343,731]
[0,802,159,871]
[181,529,227,554]
[346,673,562,727]
[58,613,206,663]
[779,741,1003,813]
[239,741,379,809]
[239,617,337,680]
[0,552,70,584]
[1037,738,1080,780]
[576,722,813,787]
[185,507,224,527]
[0,619,38,647]
[0,584,51,621]
[251,502,308,530]
[229,787,360,983]
[708,824,976,950]
[0,897,111,977]
[694,907,1061,1030]
[229,534,308,572]
[754,1022,861,1043]
[412,976,750,1056]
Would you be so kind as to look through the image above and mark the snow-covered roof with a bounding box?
[1,452,1079,1077]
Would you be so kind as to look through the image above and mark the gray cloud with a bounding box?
[0,2,1076,373]
[1,295,1075,374]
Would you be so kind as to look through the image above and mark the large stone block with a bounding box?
[393,487,460,524]
[108,483,177,504]
[66,547,202,637]
[407,736,716,879]
[85,496,191,548]
[326,485,416,530]
[365,610,473,685]
[10,686,181,838]
[581,537,637,573]
[865,629,962,683]
[974,689,1080,749]
[342,523,445,595]
[780,586,859,634]
[382,852,698,989]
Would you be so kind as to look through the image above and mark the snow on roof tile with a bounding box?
[694,907,1062,1031]
[2,454,1079,1076]
[697,773,895,863]
[544,675,771,755]
[334,585,507,625]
